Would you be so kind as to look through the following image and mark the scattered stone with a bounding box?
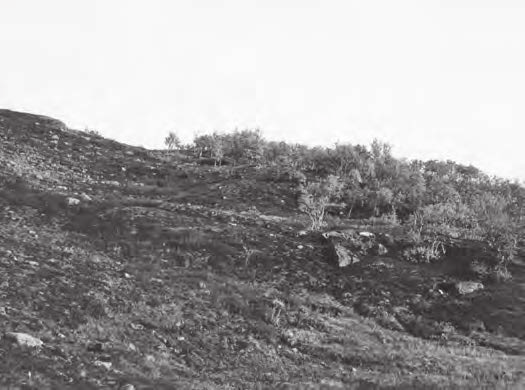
[455,281,484,295]
[376,243,388,255]
[102,180,121,186]
[5,332,43,348]
[80,193,92,202]
[322,229,355,240]
[332,243,360,268]
[322,231,346,240]
[67,197,80,206]
[259,214,286,223]
[94,360,112,370]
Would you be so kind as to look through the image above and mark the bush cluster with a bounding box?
[164,130,525,276]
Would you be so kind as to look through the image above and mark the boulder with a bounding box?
[322,229,355,240]
[5,332,43,348]
[332,243,360,267]
[376,243,388,255]
[80,193,92,202]
[67,197,80,206]
[455,281,484,295]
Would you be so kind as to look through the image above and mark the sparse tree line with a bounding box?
[165,129,525,278]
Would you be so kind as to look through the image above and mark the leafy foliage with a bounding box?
[164,131,181,150]
[179,128,524,275]
[298,175,343,230]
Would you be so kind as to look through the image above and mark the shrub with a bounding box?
[469,193,518,276]
[403,202,476,263]
[164,131,181,150]
[298,175,343,230]
[402,242,446,263]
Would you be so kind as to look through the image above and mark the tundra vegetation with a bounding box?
[0,109,524,389]
[177,129,524,279]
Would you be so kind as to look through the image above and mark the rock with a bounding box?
[5,332,43,348]
[67,197,80,206]
[119,384,136,390]
[359,231,375,238]
[376,243,388,255]
[94,360,112,370]
[322,229,355,240]
[80,193,92,202]
[322,231,347,240]
[259,214,286,223]
[297,245,304,249]
[455,281,484,295]
[332,243,360,267]
[51,134,59,141]
[102,180,121,186]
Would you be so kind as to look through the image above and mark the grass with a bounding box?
[0,109,524,389]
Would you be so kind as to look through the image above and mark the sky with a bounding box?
[1,0,525,180]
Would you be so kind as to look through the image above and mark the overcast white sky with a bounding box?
[1,0,524,180]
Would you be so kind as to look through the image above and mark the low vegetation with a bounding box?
[0,109,524,389]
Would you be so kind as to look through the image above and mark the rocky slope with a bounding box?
[0,109,524,389]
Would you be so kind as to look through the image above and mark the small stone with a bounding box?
[376,243,388,255]
[297,245,304,249]
[94,360,112,370]
[332,243,360,268]
[5,332,43,348]
[67,197,80,206]
[80,193,92,202]
[119,384,136,390]
[455,281,484,295]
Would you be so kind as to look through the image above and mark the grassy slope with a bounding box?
[0,110,524,389]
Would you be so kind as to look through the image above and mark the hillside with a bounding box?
[0,109,524,389]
